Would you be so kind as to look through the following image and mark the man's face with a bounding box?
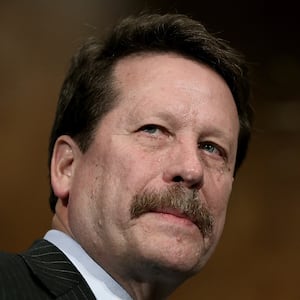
[67,53,239,279]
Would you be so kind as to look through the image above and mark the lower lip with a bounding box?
[148,211,196,227]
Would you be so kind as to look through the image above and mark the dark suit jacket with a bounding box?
[0,239,96,299]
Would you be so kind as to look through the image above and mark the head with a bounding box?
[49,13,252,212]
[49,13,253,297]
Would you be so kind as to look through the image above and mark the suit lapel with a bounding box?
[20,239,96,299]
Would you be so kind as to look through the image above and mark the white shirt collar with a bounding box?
[44,230,132,300]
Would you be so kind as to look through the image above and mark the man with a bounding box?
[0,13,252,299]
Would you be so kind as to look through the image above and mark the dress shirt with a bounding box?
[44,230,132,300]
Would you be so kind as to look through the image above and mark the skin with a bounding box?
[51,52,240,300]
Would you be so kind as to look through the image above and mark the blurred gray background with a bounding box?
[0,1,299,299]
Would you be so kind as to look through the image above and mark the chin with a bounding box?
[135,253,203,286]
[165,232,220,274]
[130,216,218,279]
[165,251,206,274]
[143,239,208,277]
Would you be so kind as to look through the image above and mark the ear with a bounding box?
[50,135,81,204]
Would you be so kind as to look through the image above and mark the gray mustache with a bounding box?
[130,184,214,237]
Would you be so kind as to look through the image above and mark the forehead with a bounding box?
[113,52,228,90]
[112,52,234,104]
[110,53,238,130]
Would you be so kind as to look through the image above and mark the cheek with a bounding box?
[111,145,163,191]
[204,178,232,246]
[206,174,233,219]
[68,164,100,228]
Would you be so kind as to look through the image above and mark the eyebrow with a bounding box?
[128,109,178,125]
[128,105,237,141]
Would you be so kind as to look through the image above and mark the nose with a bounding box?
[162,141,204,189]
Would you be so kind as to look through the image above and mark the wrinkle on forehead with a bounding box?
[111,52,239,143]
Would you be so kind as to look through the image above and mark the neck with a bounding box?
[98,256,190,300]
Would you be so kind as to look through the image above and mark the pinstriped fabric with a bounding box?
[0,239,96,300]
[0,251,49,300]
[21,240,81,296]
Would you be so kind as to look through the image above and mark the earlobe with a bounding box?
[50,135,79,203]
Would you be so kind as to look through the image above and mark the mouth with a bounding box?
[130,186,214,237]
[150,208,196,226]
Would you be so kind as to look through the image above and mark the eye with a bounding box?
[199,142,224,157]
[139,124,162,135]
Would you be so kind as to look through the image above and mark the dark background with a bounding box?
[0,1,299,299]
